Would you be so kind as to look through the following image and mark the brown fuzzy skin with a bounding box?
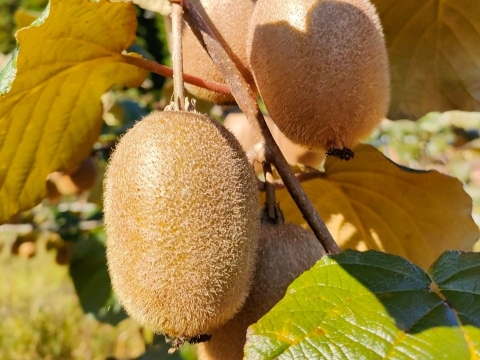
[182,0,256,104]
[224,112,325,169]
[197,223,326,360]
[103,111,260,339]
[247,0,390,150]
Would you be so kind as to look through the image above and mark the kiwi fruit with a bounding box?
[224,112,325,169]
[11,232,37,258]
[18,241,36,259]
[104,110,260,339]
[180,0,256,104]
[247,0,390,151]
[47,157,97,197]
[197,223,326,360]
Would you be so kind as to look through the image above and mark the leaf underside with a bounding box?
[372,0,480,119]
[270,145,479,270]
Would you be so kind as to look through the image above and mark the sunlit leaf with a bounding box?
[272,145,479,269]
[14,9,38,29]
[430,251,480,351]
[0,0,147,223]
[372,0,480,119]
[132,0,172,15]
[245,250,480,359]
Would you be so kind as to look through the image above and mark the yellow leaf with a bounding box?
[372,0,480,119]
[0,0,147,223]
[272,145,479,269]
[14,9,38,29]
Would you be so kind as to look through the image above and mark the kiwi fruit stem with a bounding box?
[262,162,278,223]
[182,1,340,254]
[260,202,285,226]
[171,1,186,111]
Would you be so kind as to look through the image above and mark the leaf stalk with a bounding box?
[170,0,185,110]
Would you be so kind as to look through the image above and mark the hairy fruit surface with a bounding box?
[247,0,390,150]
[103,110,260,339]
[198,223,326,359]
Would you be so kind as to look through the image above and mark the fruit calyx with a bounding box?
[260,202,285,226]
[166,333,212,354]
[326,147,355,161]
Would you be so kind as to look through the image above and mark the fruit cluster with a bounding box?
[103,0,389,358]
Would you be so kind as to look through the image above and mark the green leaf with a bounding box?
[372,0,480,119]
[430,251,480,354]
[245,250,480,359]
[69,232,127,325]
[0,0,147,223]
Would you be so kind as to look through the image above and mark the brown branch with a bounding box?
[122,55,231,95]
[262,162,276,220]
[170,1,185,110]
[181,0,264,144]
[182,0,340,254]
[258,169,326,192]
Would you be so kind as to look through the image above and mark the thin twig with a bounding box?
[181,0,264,143]
[258,169,326,192]
[171,1,185,110]
[182,0,340,254]
[262,162,276,220]
[122,55,231,95]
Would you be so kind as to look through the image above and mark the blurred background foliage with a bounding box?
[0,0,48,54]
[0,1,479,359]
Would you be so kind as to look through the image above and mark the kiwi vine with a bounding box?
[2,0,479,359]
[106,0,387,354]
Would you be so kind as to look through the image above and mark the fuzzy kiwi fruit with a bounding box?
[104,110,260,339]
[198,224,325,360]
[11,233,37,258]
[247,0,390,152]
[180,0,256,104]
[197,223,325,360]
[224,112,325,169]
[18,241,36,259]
